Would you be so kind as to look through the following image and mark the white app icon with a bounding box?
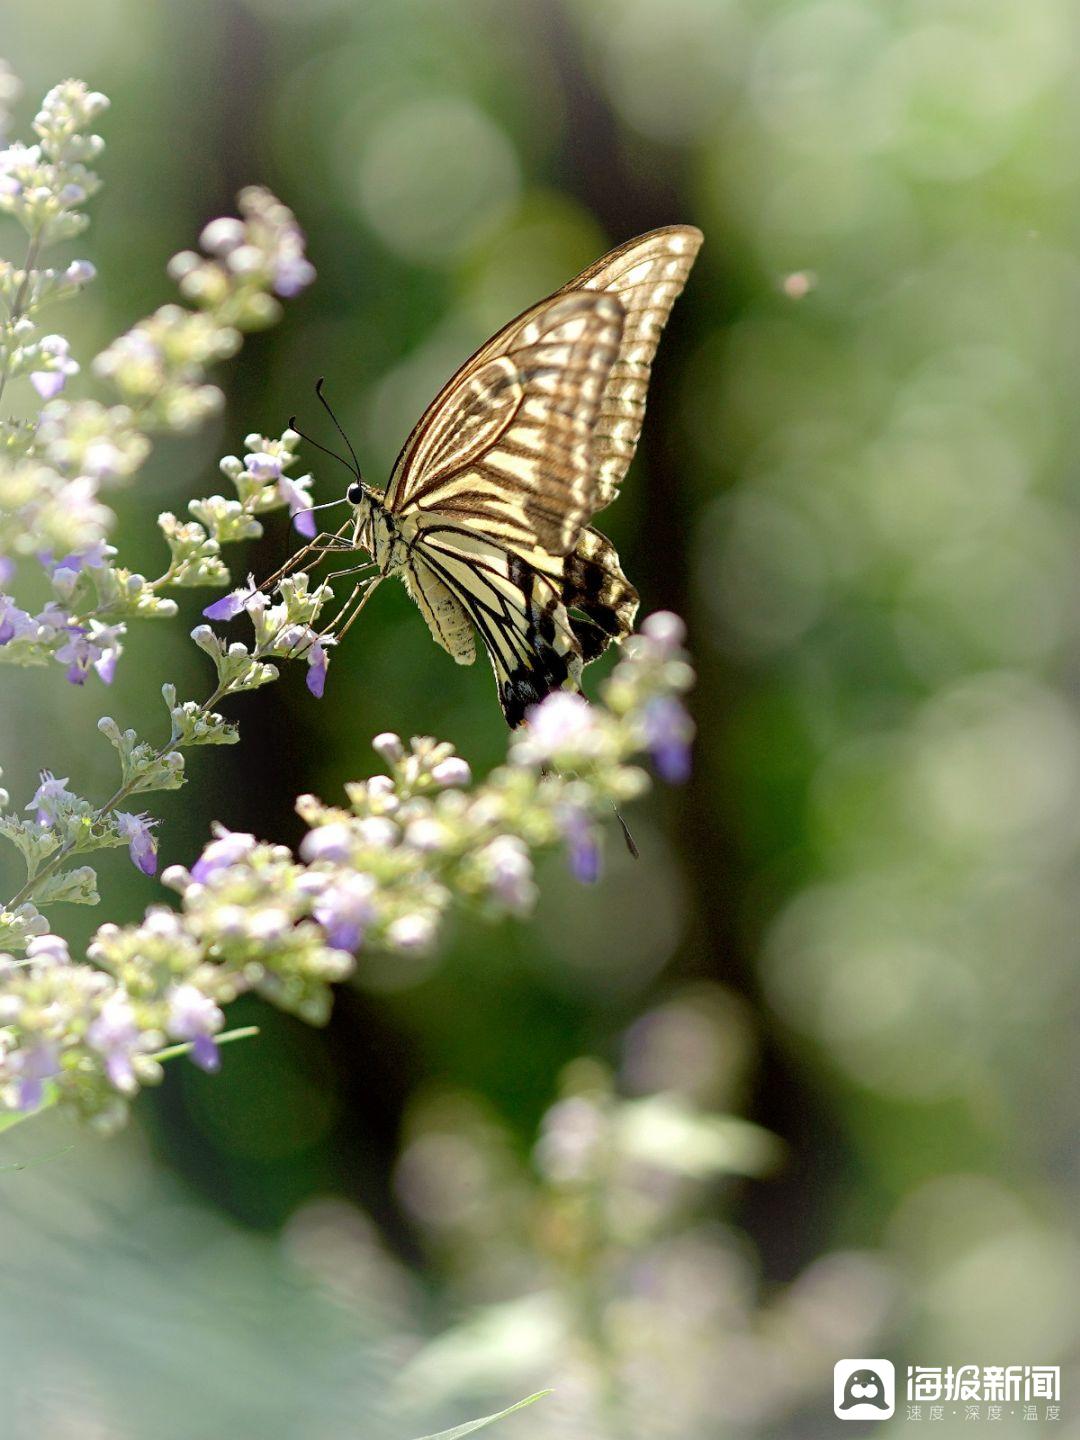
[834,1359,896,1420]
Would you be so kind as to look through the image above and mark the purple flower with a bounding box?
[431,756,471,788]
[51,565,80,600]
[116,811,159,876]
[306,637,329,697]
[245,451,282,483]
[558,805,601,885]
[9,1041,60,1111]
[54,625,91,683]
[278,475,316,537]
[0,557,14,590]
[517,691,601,765]
[31,371,68,400]
[202,576,256,622]
[33,600,69,635]
[273,254,316,298]
[87,993,143,1094]
[0,595,34,646]
[479,836,535,914]
[89,626,124,684]
[190,828,256,884]
[30,334,79,400]
[54,620,123,685]
[25,771,74,827]
[642,696,693,784]
[313,873,376,951]
[166,984,224,1073]
[45,540,111,576]
[299,821,354,864]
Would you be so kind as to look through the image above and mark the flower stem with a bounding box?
[0,229,43,411]
[0,1025,261,1135]
[151,1023,259,1064]
[5,680,229,910]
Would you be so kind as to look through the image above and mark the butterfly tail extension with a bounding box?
[562,524,638,663]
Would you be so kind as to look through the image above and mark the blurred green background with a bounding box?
[2,0,1079,1435]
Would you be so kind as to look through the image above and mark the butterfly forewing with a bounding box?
[565,225,703,508]
[387,291,624,559]
[377,225,701,724]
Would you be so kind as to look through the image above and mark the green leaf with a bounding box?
[97,716,185,793]
[33,865,100,906]
[0,814,60,871]
[409,1392,551,1440]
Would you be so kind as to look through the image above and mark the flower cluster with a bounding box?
[97,187,314,430]
[0,620,695,1130]
[0,75,315,572]
[0,74,321,944]
[0,923,234,1133]
[0,426,319,700]
[391,1044,891,1440]
[0,79,107,247]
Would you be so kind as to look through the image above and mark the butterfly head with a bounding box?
[346,476,378,549]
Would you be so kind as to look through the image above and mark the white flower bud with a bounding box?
[372,732,404,762]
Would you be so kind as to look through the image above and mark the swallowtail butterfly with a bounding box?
[287,225,702,726]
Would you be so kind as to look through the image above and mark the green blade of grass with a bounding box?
[410,1390,552,1440]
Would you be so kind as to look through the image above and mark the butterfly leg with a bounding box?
[323,574,385,647]
[283,571,383,663]
[256,518,358,596]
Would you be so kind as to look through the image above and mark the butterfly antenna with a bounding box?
[287,412,360,483]
[315,377,365,488]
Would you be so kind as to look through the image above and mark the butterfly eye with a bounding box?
[346,482,364,505]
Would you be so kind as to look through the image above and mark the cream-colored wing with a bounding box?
[563,224,703,508]
[402,555,476,665]
[386,291,625,560]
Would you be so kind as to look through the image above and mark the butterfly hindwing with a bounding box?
[562,524,638,663]
[410,521,583,726]
[402,555,476,666]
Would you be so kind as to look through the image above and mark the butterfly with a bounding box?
[284,225,703,726]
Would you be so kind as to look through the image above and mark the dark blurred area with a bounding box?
[1,0,1078,1436]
